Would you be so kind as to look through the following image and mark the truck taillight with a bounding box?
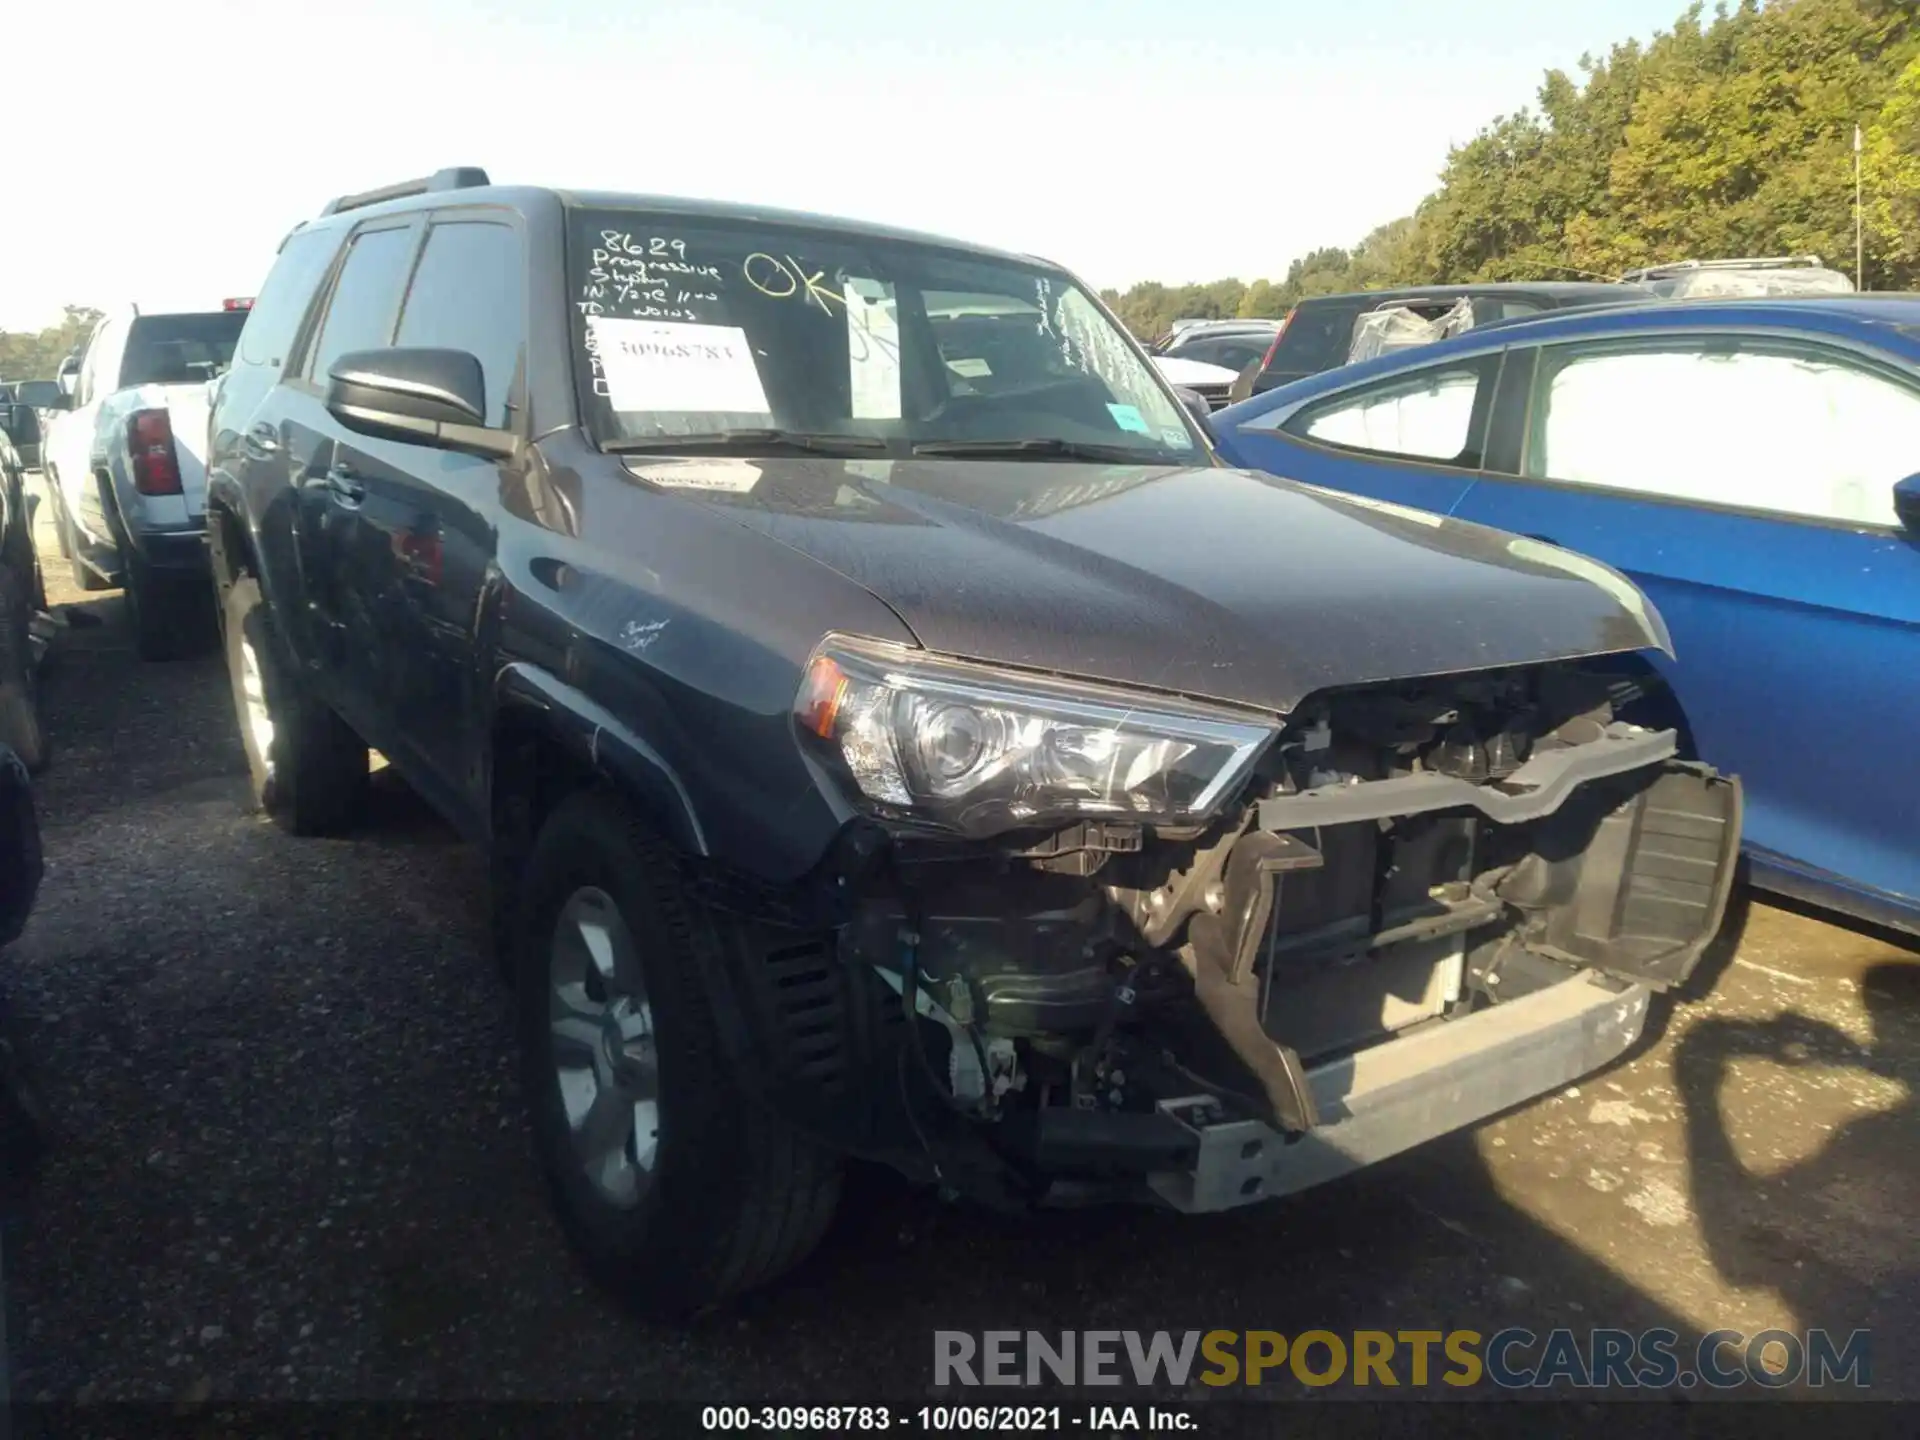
[128,409,183,496]
[223,297,254,311]
[1258,309,1295,371]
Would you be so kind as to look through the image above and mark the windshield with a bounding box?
[565,209,1201,463]
[119,312,246,387]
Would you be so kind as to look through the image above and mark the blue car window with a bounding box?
[1277,354,1501,469]
[1527,339,1920,529]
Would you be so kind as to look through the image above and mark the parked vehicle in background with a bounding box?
[0,427,44,772]
[1620,255,1855,298]
[4,383,62,471]
[1,387,43,474]
[1153,320,1279,375]
[1148,353,1240,409]
[0,737,50,1416]
[1227,282,1648,402]
[40,301,251,659]
[1210,295,1920,936]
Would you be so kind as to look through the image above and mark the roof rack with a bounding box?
[319,166,492,218]
[1620,255,1824,282]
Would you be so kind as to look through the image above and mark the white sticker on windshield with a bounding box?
[587,317,771,415]
[845,279,902,420]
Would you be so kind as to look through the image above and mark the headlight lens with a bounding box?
[794,634,1277,839]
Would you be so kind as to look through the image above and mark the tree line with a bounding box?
[1101,0,1920,339]
[0,307,101,386]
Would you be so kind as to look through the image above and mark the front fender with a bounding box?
[491,660,708,858]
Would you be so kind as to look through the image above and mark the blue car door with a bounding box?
[1454,333,1920,924]
[1216,348,1505,517]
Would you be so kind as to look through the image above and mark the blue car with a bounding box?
[1210,296,1920,936]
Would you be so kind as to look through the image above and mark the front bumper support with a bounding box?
[1147,969,1650,1212]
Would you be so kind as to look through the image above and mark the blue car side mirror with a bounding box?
[1896,474,1920,536]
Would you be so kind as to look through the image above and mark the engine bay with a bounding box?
[828,661,1742,1207]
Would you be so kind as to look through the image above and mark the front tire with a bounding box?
[221,573,366,834]
[516,789,842,1315]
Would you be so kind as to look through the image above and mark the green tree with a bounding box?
[0,306,101,384]
[1865,53,1920,281]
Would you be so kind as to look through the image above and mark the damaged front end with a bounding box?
[789,637,1742,1213]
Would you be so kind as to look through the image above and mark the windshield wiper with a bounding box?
[604,429,887,457]
[910,437,1166,463]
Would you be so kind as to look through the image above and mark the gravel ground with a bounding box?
[3,474,1916,1406]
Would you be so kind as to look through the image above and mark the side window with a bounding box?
[304,224,417,384]
[393,221,526,427]
[1279,354,1500,467]
[1485,299,1545,323]
[1528,341,1920,527]
[240,228,343,370]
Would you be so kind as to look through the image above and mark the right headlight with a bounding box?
[793,634,1278,840]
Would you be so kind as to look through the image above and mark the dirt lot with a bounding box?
[3,475,1916,1404]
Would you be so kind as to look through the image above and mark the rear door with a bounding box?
[1217,348,1504,517]
[283,218,422,726]
[325,212,526,818]
[1454,331,1920,918]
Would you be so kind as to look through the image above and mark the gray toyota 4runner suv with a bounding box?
[207,168,1741,1315]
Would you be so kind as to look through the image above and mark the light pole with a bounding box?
[1855,123,1865,290]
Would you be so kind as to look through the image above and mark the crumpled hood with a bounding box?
[624,456,1669,715]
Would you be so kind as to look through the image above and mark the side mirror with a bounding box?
[1896,474,1920,536]
[325,348,517,460]
[1172,386,1215,432]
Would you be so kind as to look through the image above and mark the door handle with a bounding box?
[324,465,366,504]
[243,422,280,459]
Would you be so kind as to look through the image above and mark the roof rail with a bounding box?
[319,166,492,218]
[1621,255,1825,281]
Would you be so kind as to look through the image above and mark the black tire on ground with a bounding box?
[516,788,842,1315]
[124,547,211,662]
[0,579,46,774]
[221,573,367,835]
[64,503,107,592]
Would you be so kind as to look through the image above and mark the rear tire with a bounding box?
[124,547,208,662]
[516,788,842,1315]
[64,503,107,593]
[49,484,72,560]
[221,573,366,835]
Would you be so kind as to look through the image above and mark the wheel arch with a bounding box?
[488,660,709,861]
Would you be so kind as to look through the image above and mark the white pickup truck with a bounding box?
[43,303,250,659]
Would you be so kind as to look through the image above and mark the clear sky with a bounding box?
[2,0,1693,331]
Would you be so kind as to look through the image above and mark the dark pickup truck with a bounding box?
[206,168,1742,1315]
